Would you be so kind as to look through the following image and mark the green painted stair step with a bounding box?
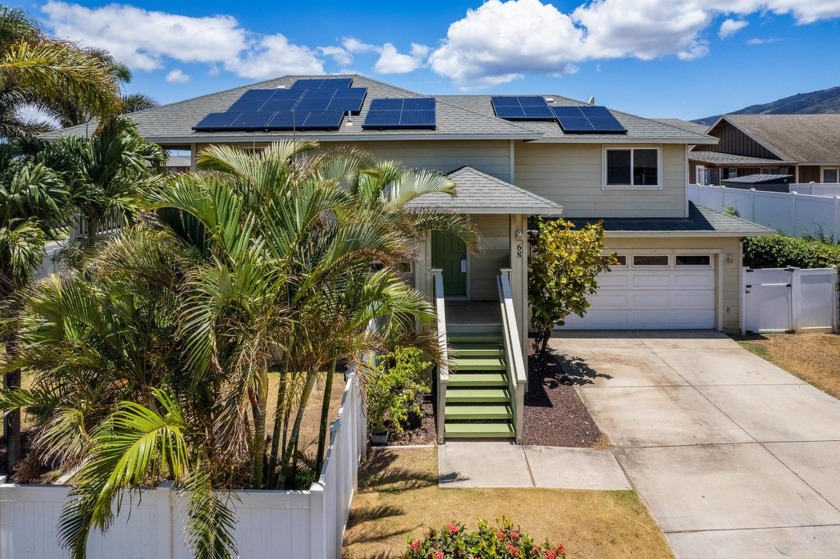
[446,387,510,403]
[450,344,505,358]
[445,422,515,439]
[448,332,504,344]
[452,357,506,371]
[449,373,508,387]
[445,404,512,420]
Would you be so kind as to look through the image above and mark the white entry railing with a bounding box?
[497,269,527,444]
[431,269,449,444]
[742,267,839,334]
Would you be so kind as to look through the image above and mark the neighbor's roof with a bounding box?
[568,202,774,237]
[42,74,716,146]
[405,166,562,215]
[713,114,840,164]
[688,151,790,166]
[722,173,792,184]
[654,119,709,135]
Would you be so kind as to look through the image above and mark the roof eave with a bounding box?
[525,136,719,144]
[149,133,542,144]
[604,230,775,237]
[409,206,562,216]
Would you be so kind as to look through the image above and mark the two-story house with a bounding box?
[49,75,771,441]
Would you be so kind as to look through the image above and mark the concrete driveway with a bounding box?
[551,331,840,559]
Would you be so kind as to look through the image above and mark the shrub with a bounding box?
[366,346,431,435]
[743,235,840,269]
[402,518,567,559]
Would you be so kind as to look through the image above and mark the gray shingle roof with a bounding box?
[716,115,840,164]
[722,173,792,184]
[654,119,709,135]
[42,74,716,145]
[568,202,774,236]
[439,95,717,144]
[405,166,562,215]
[689,151,790,166]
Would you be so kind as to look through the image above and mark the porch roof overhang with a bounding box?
[405,166,563,216]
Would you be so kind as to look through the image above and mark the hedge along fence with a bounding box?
[743,236,840,269]
[0,372,366,559]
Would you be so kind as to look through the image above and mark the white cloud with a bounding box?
[165,69,190,83]
[428,0,586,88]
[747,37,780,44]
[719,19,749,38]
[342,38,379,54]
[41,1,322,79]
[320,46,353,66]
[373,43,429,74]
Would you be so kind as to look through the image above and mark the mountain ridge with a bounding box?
[692,85,840,125]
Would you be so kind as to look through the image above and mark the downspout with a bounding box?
[509,140,515,183]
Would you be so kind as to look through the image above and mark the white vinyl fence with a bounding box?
[688,183,840,241]
[0,372,366,559]
[742,267,839,334]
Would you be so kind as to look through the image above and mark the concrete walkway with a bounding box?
[439,443,630,489]
[552,331,840,559]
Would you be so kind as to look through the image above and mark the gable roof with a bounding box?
[43,74,716,146]
[654,119,709,135]
[568,202,774,237]
[712,115,840,164]
[405,166,562,215]
[688,151,791,166]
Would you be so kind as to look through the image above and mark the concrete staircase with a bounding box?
[444,331,515,439]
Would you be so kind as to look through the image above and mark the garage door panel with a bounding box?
[674,273,714,288]
[631,275,672,288]
[561,257,716,330]
[631,293,672,308]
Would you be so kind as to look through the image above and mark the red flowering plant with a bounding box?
[401,518,567,559]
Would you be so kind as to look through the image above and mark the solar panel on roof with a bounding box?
[230,112,274,130]
[362,98,436,130]
[551,105,627,134]
[301,111,344,129]
[491,96,555,121]
[290,78,353,90]
[193,112,241,131]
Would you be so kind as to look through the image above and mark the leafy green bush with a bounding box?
[402,518,567,559]
[366,346,431,435]
[743,235,840,269]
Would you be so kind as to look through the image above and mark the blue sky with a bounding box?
[11,0,840,120]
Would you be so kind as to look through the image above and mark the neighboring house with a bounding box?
[165,154,191,174]
[721,173,793,192]
[46,75,772,440]
[690,114,840,185]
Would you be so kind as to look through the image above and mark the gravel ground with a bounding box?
[385,399,436,446]
[522,351,605,448]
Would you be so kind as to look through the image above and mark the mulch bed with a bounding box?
[521,350,605,448]
[384,398,436,447]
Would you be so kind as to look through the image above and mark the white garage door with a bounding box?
[561,253,716,330]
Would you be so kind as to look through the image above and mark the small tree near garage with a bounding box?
[528,217,616,358]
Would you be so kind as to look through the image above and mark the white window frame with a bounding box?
[603,146,662,191]
[821,167,839,184]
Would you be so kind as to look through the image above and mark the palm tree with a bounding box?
[1,141,474,556]
[38,116,164,247]
[0,4,121,139]
[0,141,71,471]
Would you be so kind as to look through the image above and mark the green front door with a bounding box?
[431,231,467,297]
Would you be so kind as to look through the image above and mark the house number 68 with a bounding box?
[516,243,522,258]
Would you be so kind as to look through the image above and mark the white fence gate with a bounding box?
[688,183,840,241]
[0,373,366,559]
[742,267,839,334]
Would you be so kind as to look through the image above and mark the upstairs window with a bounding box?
[605,148,660,189]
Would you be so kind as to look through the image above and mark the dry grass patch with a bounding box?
[343,447,672,559]
[737,333,840,399]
